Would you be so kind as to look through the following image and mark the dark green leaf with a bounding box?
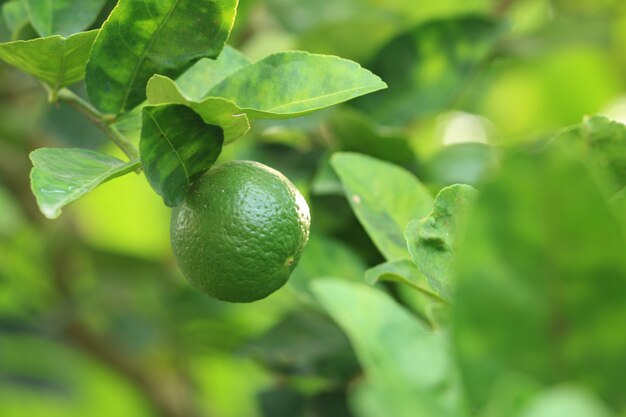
[176,45,251,101]
[328,107,416,166]
[0,30,97,89]
[313,279,468,417]
[146,74,249,144]
[208,51,387,119]
[140,104,224,207]
[30,148,139,219]
[454,148,626,410]
[86,0,238,114]
[331,152,433,261]
[355,16,504,125]
[405,184,478,301]
[24,0,108,37]
[244,309,359,382]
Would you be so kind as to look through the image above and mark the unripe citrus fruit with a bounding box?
[170,161,310,302]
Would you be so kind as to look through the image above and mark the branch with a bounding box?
[47,86,140,161]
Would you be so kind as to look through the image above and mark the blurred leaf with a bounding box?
[208,52,387,119]
[24,0,107,37]
[146,75,250,144]
[313,279,468,417]
[289,232,367,306]
[176,45,251,101]
[355,16,504,126]
[477,373,542,417]
[516,386,616,417]
[311,155,344,196]
[454,147,626,410]
[405,184,478,300]
[30,148,139,219]
[244,309,359,383]
[422,143,496,188]
[0,30,97,89]
[331,152,433,261]
[365,259,434,296]
[2,0,30,40]
[329,108,416,166]
[85,0,238,114]
[0,184,25,237]
[259,387,306,417]
[551,115,626,192]
[140,104,223,207]
[365,259,445,328]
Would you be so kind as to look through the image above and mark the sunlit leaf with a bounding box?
[0,30,97,89]
[331,152,433,260]
[405,184,478,300]
[140,104,224,207]
[146,74,249,144]
[313,279,468,417]
[208,51,387,119]
[29,148,139,219]
[86,0,238,114]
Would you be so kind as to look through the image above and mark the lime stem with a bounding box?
[47,85,140,162]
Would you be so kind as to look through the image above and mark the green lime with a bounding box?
[170,161,310,302]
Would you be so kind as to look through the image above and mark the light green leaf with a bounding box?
[30,148,139,219]
[86,0,238,114]
[0,30,97,89]
[551,115,626,192]
[355,16,504,125]
[140,104,224,207]
[24,0,107,37]
[313,279,468,417]
[516,386,616,417]
[454,148,626,411]
[2,0,30,39]
[405,184,478,301]
[365,259,435,296]
[331,152,433,261]
[146,74,250,144]
[176,45,251,101]
[208,51,387,119]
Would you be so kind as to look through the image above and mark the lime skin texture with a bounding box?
[170,160,311,303]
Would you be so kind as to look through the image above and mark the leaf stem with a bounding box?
[49,86,140,161]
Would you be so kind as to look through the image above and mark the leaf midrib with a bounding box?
[119,0,182,112]
[145,110,190,182]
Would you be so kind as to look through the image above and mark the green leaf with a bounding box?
[331,152,433,261]
[453,148,626,411]
[551,115,626,192]
[0,30,97,89]
[29,148,139,219]
[176,45,251,101]
[140,104,224,207]
[23,0,108,37]
[208,51,387,119]
[405,184,478,301]
[146,74,250,144]
[86,0,238,114]
[516,386,616,417]
[355,16,504,125]
[312,279,468,417]
[2,0,30,39]
[328,107,416,166]
[365,259,435,297]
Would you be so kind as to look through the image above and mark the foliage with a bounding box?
[1,0,625,416]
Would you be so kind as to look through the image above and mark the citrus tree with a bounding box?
[1,0,625,417]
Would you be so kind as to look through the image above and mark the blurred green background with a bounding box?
[1,0,625,416]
